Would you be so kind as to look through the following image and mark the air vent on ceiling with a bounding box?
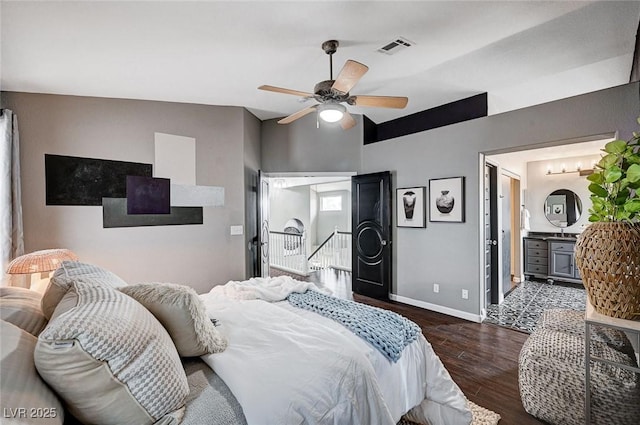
[377,37,414,55]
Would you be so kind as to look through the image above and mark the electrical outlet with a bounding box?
[461,289,469,299]
[433,284,439,293]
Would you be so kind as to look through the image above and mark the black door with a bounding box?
[351,171,392,300]
[485,163,500,305]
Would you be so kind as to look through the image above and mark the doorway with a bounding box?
[256,172,355,280]
[483,160,521,309]
[481,135,612,321]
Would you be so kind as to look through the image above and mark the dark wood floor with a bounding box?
[354,293,546,425]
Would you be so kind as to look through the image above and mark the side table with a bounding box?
[585,298,640,424]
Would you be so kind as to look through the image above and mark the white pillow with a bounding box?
[0,320,64,425]
[41,261,127,319]
[35,280,188,425]
[0,287,47,336]
[119,282,228,357]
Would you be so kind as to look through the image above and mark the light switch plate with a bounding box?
[230,225,243,236]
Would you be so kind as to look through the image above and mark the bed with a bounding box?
[3,261,472,425]
[197,276,472,425]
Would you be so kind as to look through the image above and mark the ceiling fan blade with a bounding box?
[332,60,369,94]
[352,95,408,109]
[259,85,314,98]
[277,105,317,124]
[340,111,357,130]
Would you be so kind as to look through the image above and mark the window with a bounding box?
[320,195,342,211]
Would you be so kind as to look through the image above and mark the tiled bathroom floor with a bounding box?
[483,280,586,333]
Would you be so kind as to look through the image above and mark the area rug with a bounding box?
[398,400,501,425]
[483,280,586,333]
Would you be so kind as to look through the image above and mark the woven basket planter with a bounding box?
[575,222,640,320]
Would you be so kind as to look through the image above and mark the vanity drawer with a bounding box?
[526,263,548,275]
[549,241,575,253]
[527,256,548,266]
[527,248,548,258]
[525,239,547,250]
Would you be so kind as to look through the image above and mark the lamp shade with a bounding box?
[6,249,78,274]
[317,103,345,123]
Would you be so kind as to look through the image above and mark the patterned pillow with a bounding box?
[41,261,127,319]
[34,280,189,425]
[1,320,64,425]
[0,287,48,336]
[119,282,227,357]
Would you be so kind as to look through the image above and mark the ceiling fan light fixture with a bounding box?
[318,103,345,123]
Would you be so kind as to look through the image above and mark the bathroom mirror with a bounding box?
[544,189,582,227]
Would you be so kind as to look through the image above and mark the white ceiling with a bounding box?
[1,1,639,124]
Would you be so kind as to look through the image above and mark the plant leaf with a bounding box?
[599,153,618,169]
[588,183,608,197]
[627,163,640,183]
[615,188,630,205]
[616,210,632,221]
[627,154,640,165]
[587,172,604,184]
[604,140,628,154]
[624,199,640,212]
[604,166,623,183]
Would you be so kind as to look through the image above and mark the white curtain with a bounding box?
[1,109,25,286]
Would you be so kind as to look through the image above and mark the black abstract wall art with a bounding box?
[102,198,203,228]
[45,154,152,206]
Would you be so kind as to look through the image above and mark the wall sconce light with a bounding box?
[6,249,78,293]
[317,103,345,123]
[546,163,594,177]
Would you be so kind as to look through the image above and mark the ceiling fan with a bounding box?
[258,40,408,130]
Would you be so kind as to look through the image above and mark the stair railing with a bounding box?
[269,230,308,276]
[308,227,352,271]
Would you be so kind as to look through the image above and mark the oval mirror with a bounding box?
[544,189,582,227]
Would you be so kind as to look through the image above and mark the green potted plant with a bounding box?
[575,117,640,319]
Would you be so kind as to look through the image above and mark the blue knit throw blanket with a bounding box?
[287,290,421,362]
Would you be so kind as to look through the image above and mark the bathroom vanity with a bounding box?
[524,234,581,284]
[523,188,583,284]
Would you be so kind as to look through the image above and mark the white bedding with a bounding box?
[200,278,471,425]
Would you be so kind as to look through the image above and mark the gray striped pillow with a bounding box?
[41,261,127,319]
[35,279,189,425]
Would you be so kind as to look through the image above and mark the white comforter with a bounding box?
[200,278,471,425]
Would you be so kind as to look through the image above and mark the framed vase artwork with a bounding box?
[429,177,465,223]
[396,187,426,228]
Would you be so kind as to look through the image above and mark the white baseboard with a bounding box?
[389,294,482,323]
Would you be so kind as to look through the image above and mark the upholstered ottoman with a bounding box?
[518,309,640,425]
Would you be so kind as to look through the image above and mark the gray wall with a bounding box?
[2,92,259,293]
[261,113,362,173]
[270,186,311,234]
[269,186,312,256]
